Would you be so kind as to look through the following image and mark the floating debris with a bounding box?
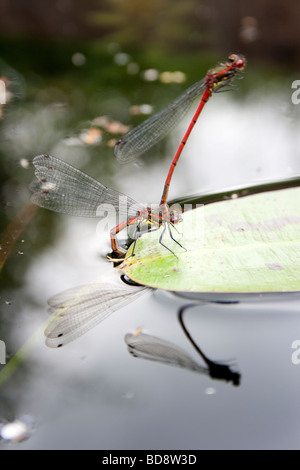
[142,69,159,82]
[205,387,216,396]
[20,158,30,169]
[159,71,186,84]
[79,128,102,145]
[127,62,139,75]
[72,52,86,66]
[114,52,131,66]
[0,417,33,443]
[129,104,153,116]
[107,138,117,148]
[92,116,130,135]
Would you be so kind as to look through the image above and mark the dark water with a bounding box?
[1,51,300,449]
[1,265,300,449]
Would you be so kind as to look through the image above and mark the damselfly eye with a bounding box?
[227,54,246,70]
[228,53,238,63]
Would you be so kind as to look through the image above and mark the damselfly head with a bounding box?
[227,54,246,70]
[211,53,246,92]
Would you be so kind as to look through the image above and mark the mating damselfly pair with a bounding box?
[31,54,246,258]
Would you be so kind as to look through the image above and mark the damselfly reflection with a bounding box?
[45,276,148,348]
[125,325,240,386]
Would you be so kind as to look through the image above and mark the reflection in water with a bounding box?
[0,59,26,119]
[37,267,239,386]
[178,303,240,386]
[125,330,208,373]
[0,202,38,272]
[0,415,34,443]
[43,268,242,388]
[125,301,241,386]
[0,44,300,449]
[44,276,148,348]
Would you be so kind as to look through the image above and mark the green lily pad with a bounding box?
[120,187,300,293]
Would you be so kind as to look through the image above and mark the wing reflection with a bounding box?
[45,277,149,348]
[125,323,240,387]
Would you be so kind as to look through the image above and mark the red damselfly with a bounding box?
[30,154,182,257]
[31,54,246,257]
[159,54,245,205]
[115,54,246,173]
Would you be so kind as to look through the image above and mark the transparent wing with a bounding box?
[125,331,207,373]
[114,78,206,164]
[45,280,149,348]
[30,154,144,218]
